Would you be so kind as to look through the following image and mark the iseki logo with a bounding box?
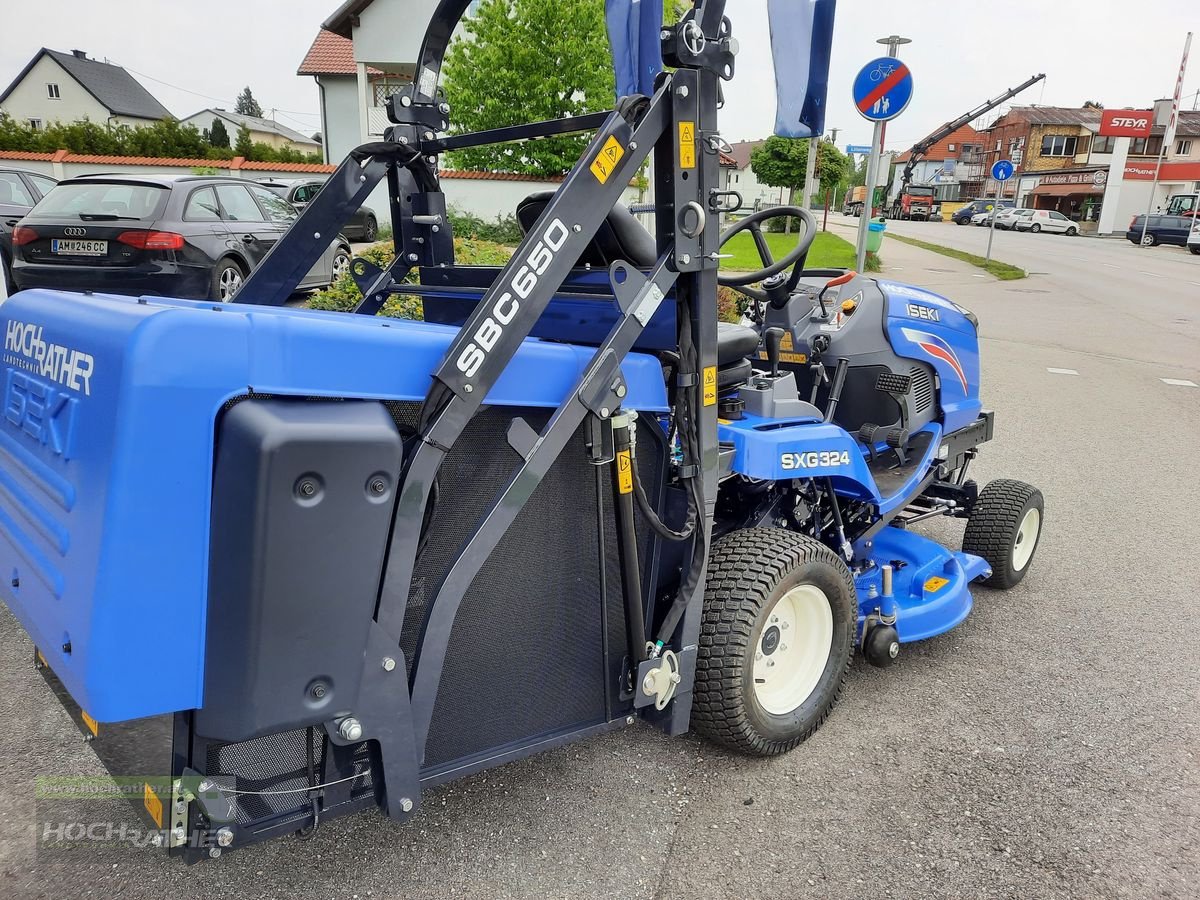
[906,303,940,323]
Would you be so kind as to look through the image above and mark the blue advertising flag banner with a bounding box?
[606,0,665,99]
[769,0,837,138]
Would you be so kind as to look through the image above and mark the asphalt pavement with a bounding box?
[0,220,1197,898]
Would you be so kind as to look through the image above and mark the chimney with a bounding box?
[72,49,87,59]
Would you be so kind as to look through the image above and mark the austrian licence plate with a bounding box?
[51,239,108,256]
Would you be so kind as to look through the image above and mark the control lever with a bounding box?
[764,327,785,378]
[808,333,831,404]
[817,271,857,318]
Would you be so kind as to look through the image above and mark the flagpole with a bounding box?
[1140,31,1191,247]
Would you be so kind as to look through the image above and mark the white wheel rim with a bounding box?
[219,267,242,300]
[333,254,350,281]
[752,584,833,716]
[1012,507,1041,572]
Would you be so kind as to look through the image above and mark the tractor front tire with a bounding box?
[963,479,1044,589]
[693,528,856,756]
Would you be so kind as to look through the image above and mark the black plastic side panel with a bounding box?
[196,399,403,742]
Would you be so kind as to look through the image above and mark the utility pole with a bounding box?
[1140,32,1191,248]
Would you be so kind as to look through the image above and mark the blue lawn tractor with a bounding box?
[0,0,1041,861]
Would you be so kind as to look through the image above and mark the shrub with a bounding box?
[305,237,513,320]
[447,208,523,245]
[717,285,744,323]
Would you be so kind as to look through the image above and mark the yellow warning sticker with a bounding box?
[590,135,626,184]
[703,366,718,406]
[780,331,793,351]
[80,710,99,737]
[924,576,950,593]
[617,449,634,494]
[143,783,163,829]
[679,121,697,169]
[758,351,808,365]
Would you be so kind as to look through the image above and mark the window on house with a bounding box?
[1176,139,1193,156]
[1039,135,1078,157]
[947,143,955,152]
[27,118,42,131]
[1092,135,1117,154]
[46,83,60,99]
[372,79,408,107]
[1130,136,1163,156]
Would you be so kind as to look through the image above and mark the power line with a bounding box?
[113,60,321,120]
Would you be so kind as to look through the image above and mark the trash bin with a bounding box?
[866,217,886,253]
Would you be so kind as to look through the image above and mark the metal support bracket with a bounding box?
[634,649,681,710]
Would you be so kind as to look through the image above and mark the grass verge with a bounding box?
[884,233,1026,280]
[722,230,874,272]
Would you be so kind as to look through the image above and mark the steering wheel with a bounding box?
[718,206,818,304]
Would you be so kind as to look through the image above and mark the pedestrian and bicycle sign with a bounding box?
[852,57,913,122]
[991,160,1014,182]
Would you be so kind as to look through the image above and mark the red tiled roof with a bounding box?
[297,29,384,76]
[894,124,985,163]
[0,149,336,174]
[719,151,737,167]
[0,150,597,181]
[0,150,57,161]
[439,169,566,183]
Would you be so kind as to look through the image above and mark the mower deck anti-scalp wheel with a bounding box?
[693,528,856,756]
[962,479,1044,589]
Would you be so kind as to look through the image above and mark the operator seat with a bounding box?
[517,190,657,267]
[517,191,758,390]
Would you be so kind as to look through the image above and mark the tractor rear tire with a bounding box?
[693,528,856,757]
[963,479,1044,589]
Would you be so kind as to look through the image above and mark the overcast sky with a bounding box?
[3,1,1198,155]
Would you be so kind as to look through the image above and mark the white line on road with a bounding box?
[970,274,986,278]
[1139,272,1164,278]
[1103,264,1122,268]
[1047,368,1079,376]
[1161,378,1198,387]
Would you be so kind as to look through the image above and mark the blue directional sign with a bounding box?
[846,144,873,155]
[991,159,1015,182]
[852,57,913,122]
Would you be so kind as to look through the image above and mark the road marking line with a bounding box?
[1139,271,1164,278]
[1161,378,1198,387]
[1190,282,1200,287]
[970,273,986,278]
[1047,368,1079,376]
[1102,264,1122,268]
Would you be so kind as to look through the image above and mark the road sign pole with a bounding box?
[855,119,884,272]
[854,34,907,271]
[986,192,999,263]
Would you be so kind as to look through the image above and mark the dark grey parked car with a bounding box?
[12,174,351,301]
[259,178,379,242]
[1,166,58,293]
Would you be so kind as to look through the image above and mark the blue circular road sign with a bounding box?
[852,57,913,122]
[991,159,1015,181]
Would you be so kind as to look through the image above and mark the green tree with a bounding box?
[235,87,263,118]
[751,136,849,207]
[234,124,253,158]
[209,117,230,148]
[442,0,615,176]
